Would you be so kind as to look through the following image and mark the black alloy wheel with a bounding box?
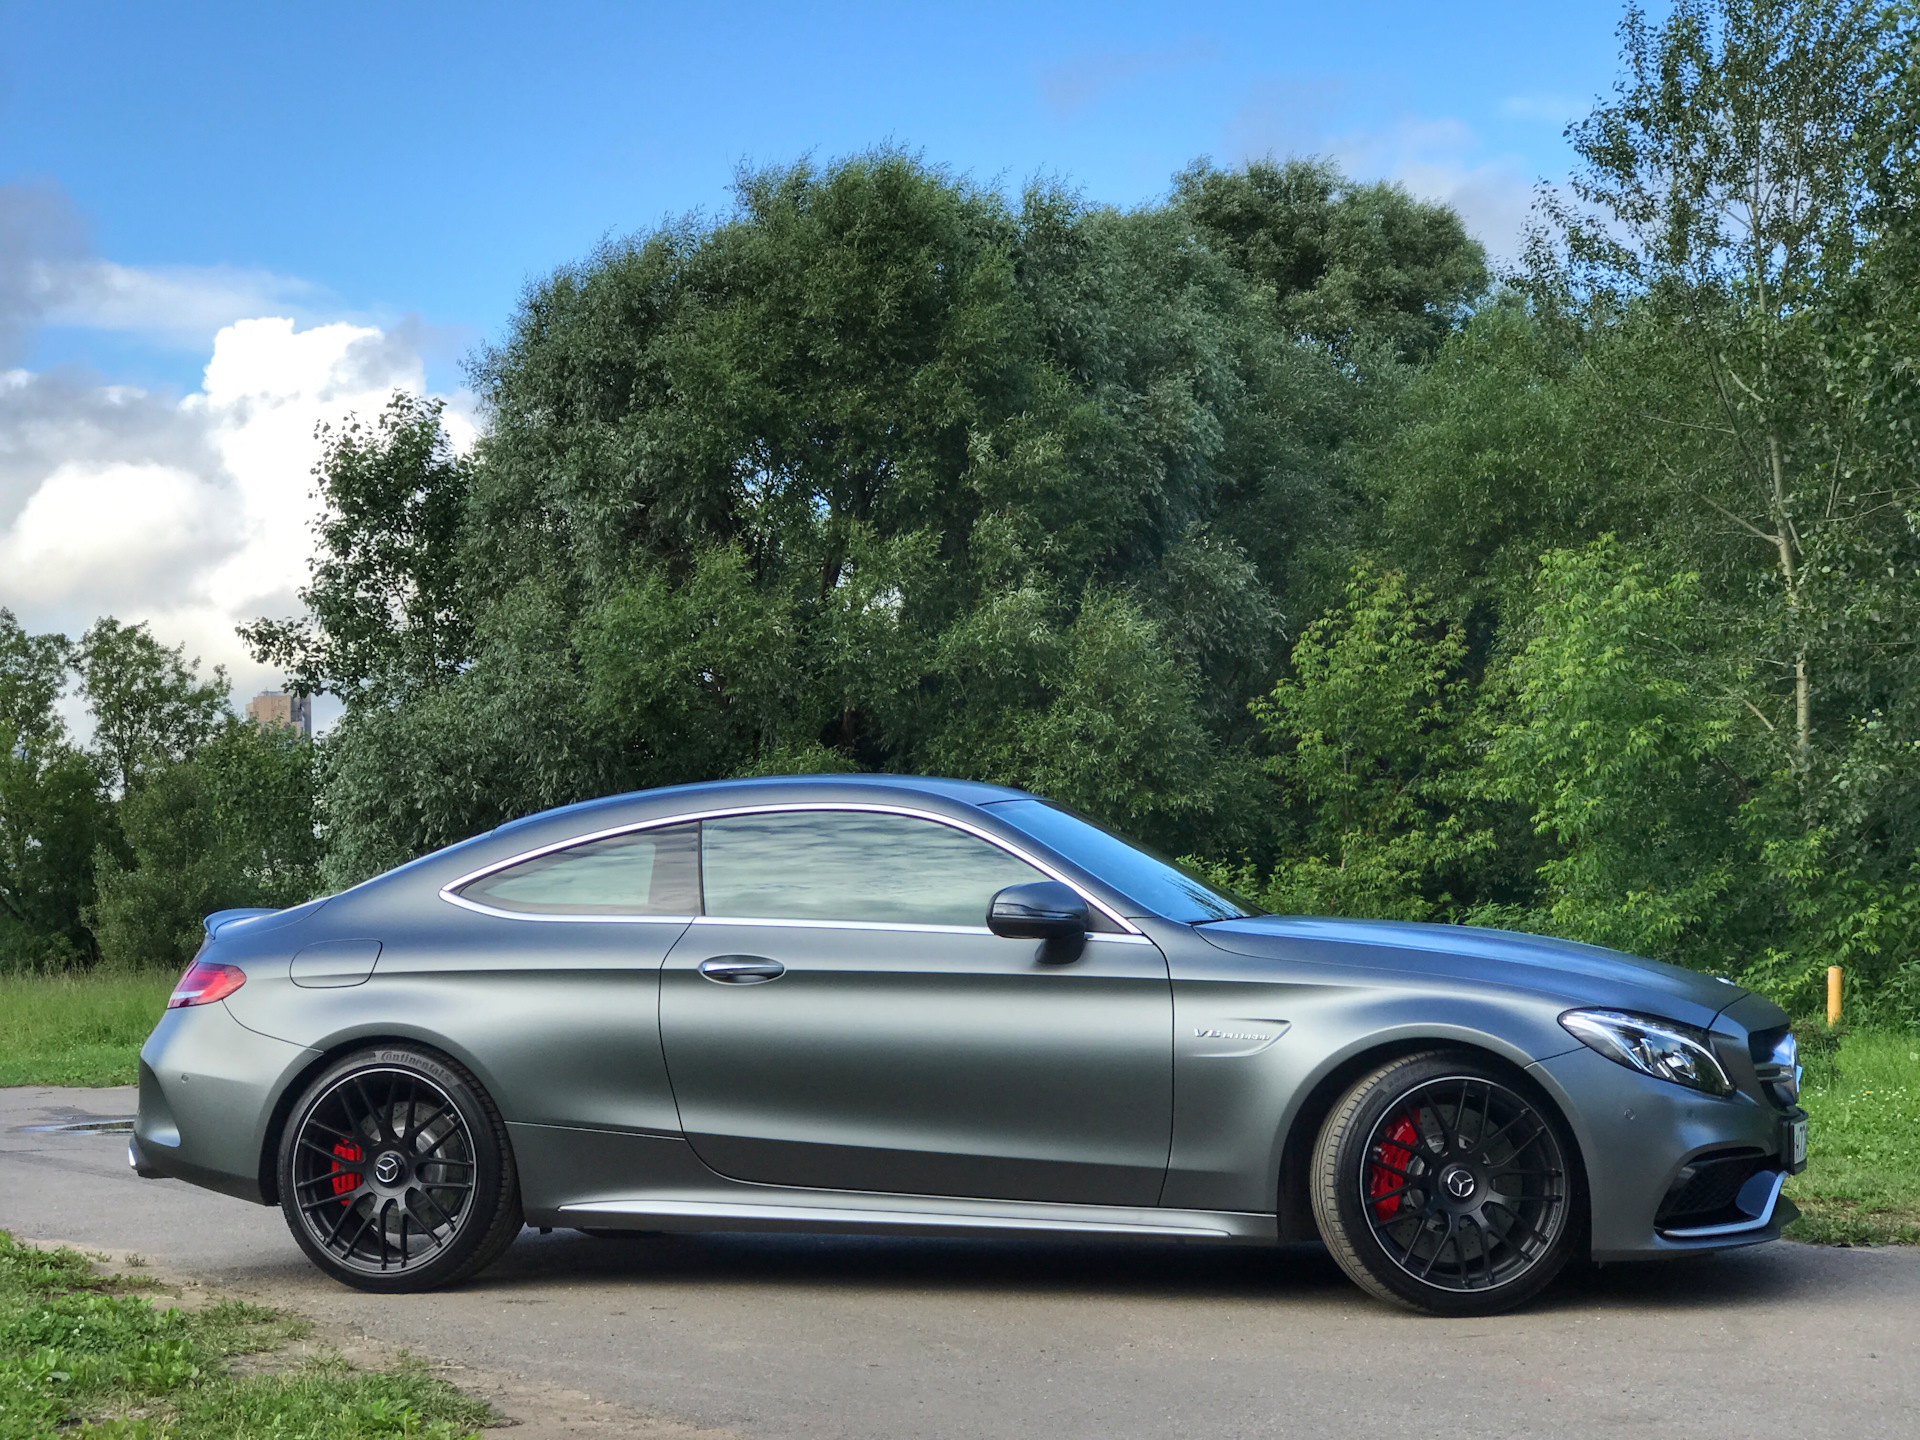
[278,1046,523,1292]
[1311,1052,1582,1315]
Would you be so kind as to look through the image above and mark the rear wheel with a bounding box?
[277,1046,522,1292]
[1311,1052,1580,1316]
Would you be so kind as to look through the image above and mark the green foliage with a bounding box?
[0,613,71,755]
[0,611,108,973]
[1488,539,1750,960]
[1231,568,1492,919]
[2,608,320,975]
[1786,1031,1920,1245]
[1173,158,1488,362]
[0,1232,491,1438]
[928,587,1221,829]
[239,394,474,702]
[74,621,228,799]
[267,149,1437,881]
[88,723,320,973]
[0,742,107,973]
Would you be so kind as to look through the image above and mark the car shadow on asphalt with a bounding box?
[492,1231,1354,1303]
[468,1229,1865,1313]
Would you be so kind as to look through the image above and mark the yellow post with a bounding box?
[1827,966,1843,1026]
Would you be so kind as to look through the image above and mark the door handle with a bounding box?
[698,956,786,984]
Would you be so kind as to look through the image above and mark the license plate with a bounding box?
[1784,1116,1808,1173]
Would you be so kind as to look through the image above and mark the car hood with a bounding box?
[1196,916,1744,1026]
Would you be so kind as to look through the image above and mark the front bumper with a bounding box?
[1528,1046,1802,1261]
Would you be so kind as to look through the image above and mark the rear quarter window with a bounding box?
[457,823,701,915]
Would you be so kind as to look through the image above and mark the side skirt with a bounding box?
[557,1193,1278,1242]
[507,1120,1276,1243]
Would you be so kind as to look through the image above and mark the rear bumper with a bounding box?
[134,1000,319,1205]
[1527,1046,1802,1261]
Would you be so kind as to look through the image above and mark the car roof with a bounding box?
[489,773,1032,837]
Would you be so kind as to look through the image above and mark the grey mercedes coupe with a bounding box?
[132,775,1807,1315]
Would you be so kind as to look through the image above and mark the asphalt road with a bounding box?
[4,1085,1916,1439]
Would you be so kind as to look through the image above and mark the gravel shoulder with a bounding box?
[5,1085,1917,1440]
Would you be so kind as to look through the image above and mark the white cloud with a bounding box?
[41,260,323,348]
[0,460,238,608]
[1327,120,1539,263]
[1222,96,1542,261]
[1,182,322,358]
[0,180,472,735]
[0,315,470,721]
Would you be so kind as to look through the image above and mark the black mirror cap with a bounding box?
[987,880,1092,940]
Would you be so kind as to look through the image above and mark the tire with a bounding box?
[1310,1051,1582,1316]
[277,1045,523,1292]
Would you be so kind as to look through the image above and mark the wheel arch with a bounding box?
[1273,1034,1591,1250]
[256,1027,509,1207]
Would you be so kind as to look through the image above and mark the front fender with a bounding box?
[1161,952,1581,1214]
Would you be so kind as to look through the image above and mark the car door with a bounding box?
[658,807,1174,1206]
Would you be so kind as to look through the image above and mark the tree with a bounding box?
[1340,0,1920,1015]
[268,151,1461,882]
[1175,158,1489,362]
[1226,568,1494,920]
[1558,0,1917,770]
[240,393,474,701]
[0,609,71,753]
[88,720,320,971]
[0,610,106,971]
[75,619,229,796]
[1487,539,1754,961]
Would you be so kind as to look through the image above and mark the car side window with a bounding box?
[701,810,1046,926]
[457,823,701,915]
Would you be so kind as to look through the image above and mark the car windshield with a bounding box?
[983,800,1260,923]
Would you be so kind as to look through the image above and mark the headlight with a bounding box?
[1560,1009,1733,1096]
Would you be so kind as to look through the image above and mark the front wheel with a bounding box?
[277,1045,523,1292]
[1311,1052,1582,1316]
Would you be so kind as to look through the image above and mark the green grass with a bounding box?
[0,1231,494,1439]
[0,972,174,1088]
[1786,1029,1920,1246]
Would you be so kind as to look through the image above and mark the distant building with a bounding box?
[247,691,312,739]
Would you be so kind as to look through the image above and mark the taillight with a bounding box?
[168,960,246,1009]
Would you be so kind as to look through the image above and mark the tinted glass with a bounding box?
[702,810,1045,925]
[459,824,701,915]
[983,800,1258,922]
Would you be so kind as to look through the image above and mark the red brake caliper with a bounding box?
[331,1140,363,1204]
[1370,1116,1419,1219]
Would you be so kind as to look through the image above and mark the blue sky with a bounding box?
[7,0,1625,392]
[0,0,1630,711]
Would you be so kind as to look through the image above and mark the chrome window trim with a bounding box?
[688,914,1154,945]
[438,801,1147,935]
[438,891,697,925]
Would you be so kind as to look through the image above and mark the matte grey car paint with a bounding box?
[133,774,1802,1262]
[661,923,1173,1204]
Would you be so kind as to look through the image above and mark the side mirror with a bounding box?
[987,881,1091,942]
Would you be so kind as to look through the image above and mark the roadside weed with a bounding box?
[0,972,174,1088]
[0,1232,493,1439]
[1786,1031,1920,1245]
